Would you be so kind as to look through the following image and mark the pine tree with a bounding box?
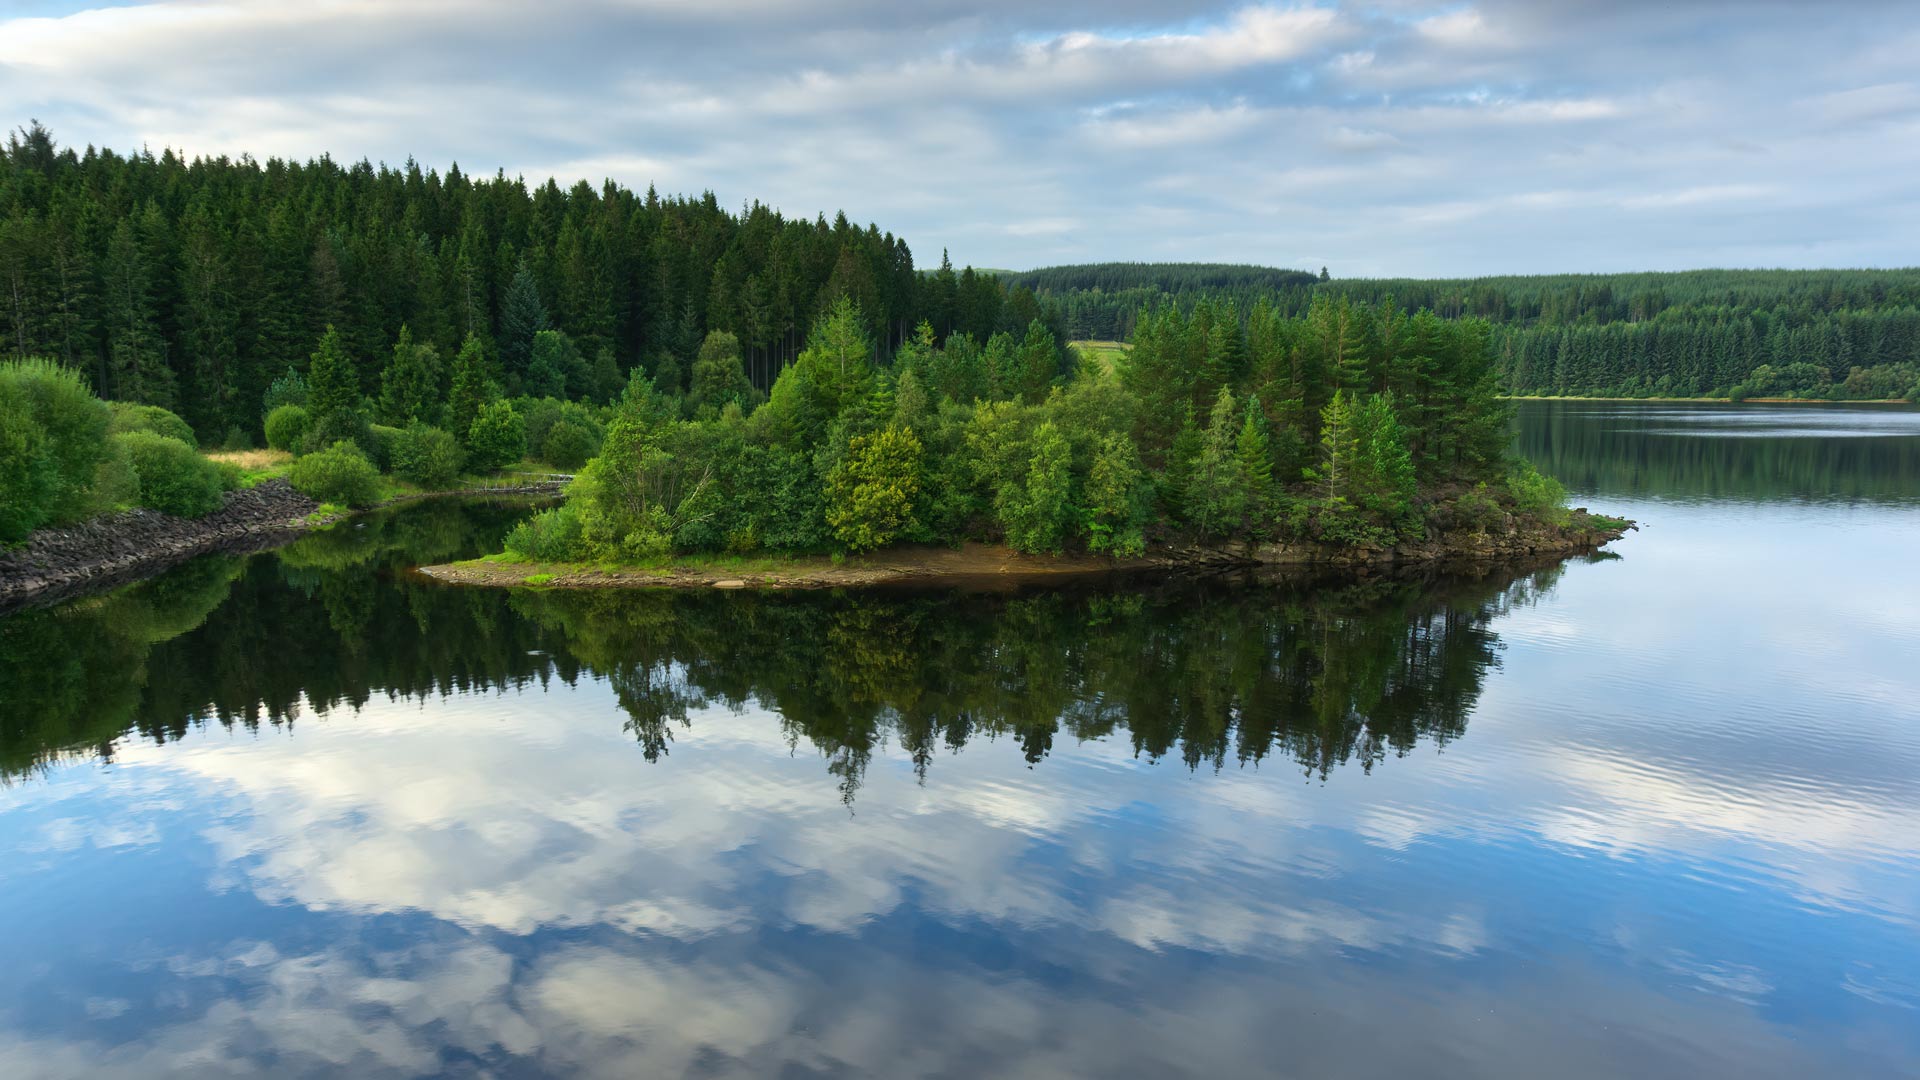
[1237,394,1274,529]
[498,258,547,387]
[306,325,360,424]
[378,325,444,425]
[447,334,496,446]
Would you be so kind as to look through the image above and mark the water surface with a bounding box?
[2,403,1918,1078]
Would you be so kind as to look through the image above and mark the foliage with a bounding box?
[465,400,527,472]
[824,424,923,551]
[1506,461,1570,527]
[0,358,112,542]
[106,402,197,447]
[288,440,381,507]
[306,325,360,424]
[503,503,587,562]
[263,404,310,452]
[389,422,465,489]
[261,367,308,415]
[377,325,443,425]
[300,404,374,459]
[540,419,599,471]
[114,430,225,518]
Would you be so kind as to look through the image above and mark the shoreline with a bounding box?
[0,477,566,613]
[1504,395,1912,404]
[418,511,1633,592]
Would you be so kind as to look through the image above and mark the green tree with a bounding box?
[1236,395,1275,529]
[1188,386,1247,537]
[446,335,496,449]
[1001,420,1075,553]
[689,330,752,416]
[306,326,360,425]
[465,400,526,471]
[377,325,443,425]
[825,424,922,551]
[1085,433,1150,556]
[498,258,547,388]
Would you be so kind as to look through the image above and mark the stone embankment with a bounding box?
[0,477,568,612]
[0,480,318,612]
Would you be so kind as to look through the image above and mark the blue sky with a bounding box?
[2,1,1917,276]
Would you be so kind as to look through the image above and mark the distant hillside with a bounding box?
[1007,262,1319,294]
[1013,265,1920,400]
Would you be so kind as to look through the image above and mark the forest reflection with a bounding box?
[0,500,1569,797]
[1515,400,1920,504]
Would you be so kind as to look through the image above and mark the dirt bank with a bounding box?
[419,510,1634,592]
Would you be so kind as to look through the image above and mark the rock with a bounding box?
[713,579,747,589]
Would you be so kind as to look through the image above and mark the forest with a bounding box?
[0,122,1054,444]
[1017,263,1920,400]
[501,290,1543,564]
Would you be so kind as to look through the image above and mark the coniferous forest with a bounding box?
[0,122,1051,444]
[1015,264,1920,400]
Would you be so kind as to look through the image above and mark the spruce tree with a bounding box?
[498,258,547,387]
[306,325,359,424]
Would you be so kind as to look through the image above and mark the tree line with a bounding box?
[0,122,1059,446]
[504,288,1550,564]
[1013,262,1920,399]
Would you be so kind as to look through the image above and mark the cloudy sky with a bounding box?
[2,0,1917,276]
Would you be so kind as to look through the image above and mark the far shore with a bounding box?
[1504,395,1913,404]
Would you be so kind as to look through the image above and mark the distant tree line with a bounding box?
[1011,263,1920,400]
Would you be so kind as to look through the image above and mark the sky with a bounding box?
[2,0,1918,277]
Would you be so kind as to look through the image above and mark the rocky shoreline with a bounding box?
[419,510,1634,592]
[0,478,567,613]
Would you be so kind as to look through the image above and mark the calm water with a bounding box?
[3,402,1919,1078]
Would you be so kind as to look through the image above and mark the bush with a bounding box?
[220,425,252,451]
[503,503,586,562]
[466,400,526,472]
[0,359,113,543]
[1506,461,1570,526]
[107,402,198,448]
[540,418,599,470]
[261,366,308,414]
[264,404,310,451]
[300,405,374,459]
[289,440,382,507]
[368,423,405,471]
[114,431,225,518]
[391,422,465,488]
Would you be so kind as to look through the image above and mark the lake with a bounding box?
[2,400,1918,1078]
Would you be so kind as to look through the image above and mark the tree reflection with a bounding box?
[512,567,1560,800]
[1,497,1565,796]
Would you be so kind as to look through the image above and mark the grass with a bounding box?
[204,447,293,488]
[521,573,556,586]
[1070,340,1130,379]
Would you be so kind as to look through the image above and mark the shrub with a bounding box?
[1506,461,1570,526]
[391,422,465,488]
[300,405,374,459]
[368,423,405,471]
[114,431,225,518]
[289,440,381,507]
[0,359,113,543]
[466,400,526,472]
[261,366,308,414]
[540,418,599,470]
[264,404,310,451]
[503,503,586,562]
[107,402,198,448]
[220,424,252,451]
